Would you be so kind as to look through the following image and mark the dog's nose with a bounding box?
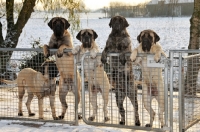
[84,36,90,41]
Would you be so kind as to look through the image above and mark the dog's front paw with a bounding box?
[130,50,137,62]
[57,49,64,58]
[130,56,136,62]
[101,56,107,64]
[154,56,161,63]
[72,45,80,55]
[154,54,161,63]
[119,54,126,65]
[43,45,50,58]
[90,52,97,59]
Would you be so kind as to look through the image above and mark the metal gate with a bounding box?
[0,48,79,125]
[168,50,200,132]
[80,52,170,131]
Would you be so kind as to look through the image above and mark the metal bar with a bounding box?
[169,50,200,53]
[164,59,169,128]
[184,118,200,131]
[178,53,183,132]
[81,53,87,124]
[0,48,72,52]
[125,59,128,125]
[169,51,174,132]
[182,53,200,59]
[74,55,78,126]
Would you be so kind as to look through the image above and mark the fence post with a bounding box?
[178,53,185,132]
[74,55,78,126]
[169,51,174,132]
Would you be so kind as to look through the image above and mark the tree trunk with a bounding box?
[186,0,200,95]
[0,0,36,74]
[0,21,3,45]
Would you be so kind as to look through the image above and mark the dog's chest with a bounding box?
[84,58,98,71]
[109,37,127,51]
[56,55,74,75]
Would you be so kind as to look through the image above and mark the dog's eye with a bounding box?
[148,35,153,39]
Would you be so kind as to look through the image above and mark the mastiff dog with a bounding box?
[43,17,82,119]
[101,15,141,126]
[130,29,167,128]
[1,61,59,120]
[72,29,110,122]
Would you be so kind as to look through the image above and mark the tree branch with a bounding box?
[15,0,36,33]
[6,0,14,31]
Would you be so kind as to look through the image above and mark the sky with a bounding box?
[83,0,151,10]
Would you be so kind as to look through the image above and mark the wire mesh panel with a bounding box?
[0,48,79,125]
[80,53,169,131]
[169,50,200,132]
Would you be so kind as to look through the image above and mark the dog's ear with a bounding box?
[76,30,82,41]
[153,32,160,43]
[109,18,113,28]
[62,18,70,29]
[92,30,98,40]
[48,18,54,29]
[123,17,129,28]
[137,32,142,43]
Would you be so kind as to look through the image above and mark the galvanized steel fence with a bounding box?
[1,48,200,132]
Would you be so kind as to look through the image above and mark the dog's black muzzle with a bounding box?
[54,24,64,38]
[113,23,121,31]
[142,39,152,52]
[82,36,91,48]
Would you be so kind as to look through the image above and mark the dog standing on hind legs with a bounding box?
[101,15,140,126]
[130,29,167,128]
[72,29,110,122]
[43,17,82,120]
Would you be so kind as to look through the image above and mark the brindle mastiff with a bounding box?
[1,61,59,120]
[101,15,141,126]
[43,17,82,119]
[130,29,167,128]
[72,29,110,122]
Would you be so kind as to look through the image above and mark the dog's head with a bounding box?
[40,61,58,80]
[48,17,70,38]
[76,29,98,48]
[109,15,129,31]
[137,29,160,52]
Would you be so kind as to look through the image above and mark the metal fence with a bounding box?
[169,50,200,132]
[80,53,169,131]
[0,48,79,125]
[1,48,200,132]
